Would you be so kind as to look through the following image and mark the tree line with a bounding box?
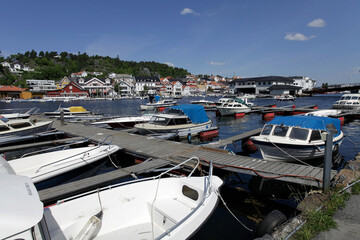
[0,50,191,87]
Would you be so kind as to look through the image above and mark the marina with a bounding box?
[2,94,360,239]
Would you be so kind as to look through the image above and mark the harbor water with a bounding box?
[2,94,360,239]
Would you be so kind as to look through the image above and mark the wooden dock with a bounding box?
[206,128,262,148]
[37,116,336,186]
[39,158,170,204]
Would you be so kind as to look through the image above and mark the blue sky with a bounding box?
[1,0,360,84]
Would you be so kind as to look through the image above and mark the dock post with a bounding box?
[323,132,333,193]
[60,108,65,126]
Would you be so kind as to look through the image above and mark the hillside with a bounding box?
[0,50,191,87]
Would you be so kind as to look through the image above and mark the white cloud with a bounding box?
[284,33,316,41]
[180,8,200,16]
[308,18,326,28]
[164,62,174,67]
[209,61,226,66]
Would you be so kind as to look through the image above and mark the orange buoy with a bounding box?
[338,116,345,125]
[158,107,166,112]
[235,112,245,118]
[262,112,275,120]
[243,139,258,152]
[200,129,219,141]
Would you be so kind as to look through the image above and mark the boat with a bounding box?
[190,99,217,110]
[0,107,38,119]
[1,157,223,240]
[135,104,215,138]
[304,109,342,117]
[140,95,177,111]
[274,95,296,101]
[332,93,360,110]
[250,115,345,162]
[43,106,91,116]
[215,97,254,107]
[92,115,153,128]
[216,99,252,116]
[0,116,53,141]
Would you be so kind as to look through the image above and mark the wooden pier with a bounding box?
[26,116,336,198]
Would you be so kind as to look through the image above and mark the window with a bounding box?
[261,125,273,135]
[149,117,169,126]
[289,128,309,140]
[310,130,322,141]
[273,126,289,137]
[10,122,32,129]
[69,86,73,89]
[182,185,199,201]
[0,125,10,132]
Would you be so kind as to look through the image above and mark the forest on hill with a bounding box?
[0,50,191,87]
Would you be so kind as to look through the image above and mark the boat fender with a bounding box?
[74,211,103,240]
[256,210,287,237]
[187,133,192,143]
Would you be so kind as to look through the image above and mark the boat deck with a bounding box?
[31,116,337,204]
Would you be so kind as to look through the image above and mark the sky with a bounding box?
[1,0,360,85]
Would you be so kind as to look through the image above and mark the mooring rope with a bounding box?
[215,189,253,232]
[267,139,313,166]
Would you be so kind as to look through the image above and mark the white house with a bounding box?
[171,81,183,96]
[290,76,316,92]
[77,77,112,97]
[26,79,57,92]
[71,71,88,78]
[135,76,161,95]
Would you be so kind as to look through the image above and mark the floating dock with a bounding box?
[26,116,337,202]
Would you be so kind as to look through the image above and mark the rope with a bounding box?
[267,139,313,167]
[215,189,253,232]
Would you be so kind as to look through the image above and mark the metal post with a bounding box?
[323,132,333,193]
[60,108,65,126]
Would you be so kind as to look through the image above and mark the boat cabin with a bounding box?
[260,116,341,142]
[0,117,36,132]
[148,114,191,126]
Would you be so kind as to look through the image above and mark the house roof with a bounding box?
[0,85,25,92]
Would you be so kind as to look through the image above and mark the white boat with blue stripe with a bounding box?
[250,115,344,162]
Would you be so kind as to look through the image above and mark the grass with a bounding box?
[293,191,351,240]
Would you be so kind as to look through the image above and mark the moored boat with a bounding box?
[216,99,252,116]
[135,104,214,138]
[44,106,91,116]
[1,157,223,240]
[0,117,53,140]
[140,96,177,111]
[332,93,360,110]
[250,115,344,162]
[8,144,120,187]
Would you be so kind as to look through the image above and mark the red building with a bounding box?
[46,81,88,98]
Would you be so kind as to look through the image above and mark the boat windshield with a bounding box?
[167,117,190,125]
[289,128,309,141]
[149,116,170,126]
[272,125,289,137]
[0,116,9,123]
[261,125,273,135]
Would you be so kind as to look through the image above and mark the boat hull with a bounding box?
[251,136,344,162]
[217,107,251,116]
[135,120,213,137]
[0,121,53,140]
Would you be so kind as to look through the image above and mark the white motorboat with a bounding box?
[216,99,252,116]
[92,115,153,128]
[0,107,38,119]
[274,95,296,101]
[190,99,217,110]
[215,97,254,107]
[44,106,91,116]
[8,144,120,186]
[135,104,214,138]
[0,117,53,140]
[140,99,177,111]
[304,109,342,117]
[250,115,344,162]
[332,93,360,110]
[1,157,223,240]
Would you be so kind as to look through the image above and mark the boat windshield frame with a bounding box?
[149,116,170,126]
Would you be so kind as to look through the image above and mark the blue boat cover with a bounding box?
[267,115,341,137]
[154,95,162,102]
[170,104,209,124]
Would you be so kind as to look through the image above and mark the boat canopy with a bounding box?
[234,99,250,107]
[69,106,87,112]
[154,95,162,102]
[169,104,209,124]
[267,116,341,138]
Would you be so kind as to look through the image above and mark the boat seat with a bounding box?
[152,197,196,224]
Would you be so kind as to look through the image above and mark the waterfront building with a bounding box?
[290,76,317,92]
[77,77,112,97]
[26,79,57,92]
[46,81,88,98]
[230,76,296,94]
[135,76,161,95]
[0,85,25,99]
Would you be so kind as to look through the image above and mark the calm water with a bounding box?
[2,94,360,239]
